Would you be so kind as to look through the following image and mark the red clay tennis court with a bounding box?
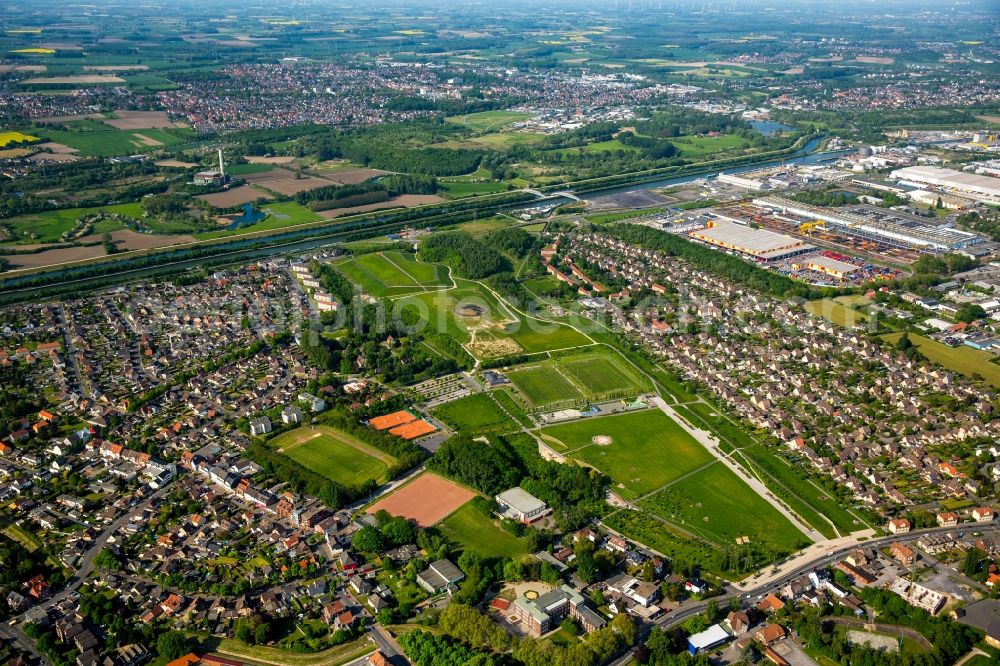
[366,473,475,527]
[369,410,416,430]
[389,419,437,440]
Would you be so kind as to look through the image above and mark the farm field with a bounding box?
[431,393,519,434]
[335,251,451,298]
[540,409,715,498]
[35,123,194,156]
[0,131,38,147]
[640,463,809,554]
[882,332,1000,388]
[438,502,529,558]
[271,425,393,490]
[366,473,476,527]
[445,110,531,132]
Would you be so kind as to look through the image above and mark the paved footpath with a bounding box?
[651,397,825,543]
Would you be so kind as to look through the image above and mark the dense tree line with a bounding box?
[419,231,509,278]
[791,188,856,207]
[482,226,538,258]
[399,630,506,666]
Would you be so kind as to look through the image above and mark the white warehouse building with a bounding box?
[890,166,1000,203]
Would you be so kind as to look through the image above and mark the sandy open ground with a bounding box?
[245,155,296,164]
[241,168,299,184]
[0,65,46,73]
[317,194,444,219]
[83,65,149,72]
[105,110,181,130]
[30,152,79,163]
[197,185,272,208]
[7,245,106,268]
[854,56,894,65]
[155,159,198,168]
[86,229,196,250]
[323,168,389,185]
[0,148,35,159]
[366,473,475,527]
[23,75,125,84]
[35,113,105,124]
[36,142,79,153]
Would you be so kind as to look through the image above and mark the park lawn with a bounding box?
[431,393,519,434]
[271,425,393,490]
[1,202,143,244]
[335,251,450,298]
[470,132,545,148]
[439,180,512,198]
[396,281,515,344]
[0,131,39,147]
[805,299,867,328]
[883,332,1000,388]
[494,318,592,354]
[670,133,748,157]
[445,110,531,132]
[193,202,322,240]
[508,364,585,408]
[438,502,530,558]
[558,351,650,396]
[455,216,515,236]
[541,409,715,499]
[554,139,639,155]
[641,462,809,553]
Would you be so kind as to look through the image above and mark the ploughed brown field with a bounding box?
[366,473,475,527]
[317,194,443,219]
[197,185,273,208]
[104,110,181,130]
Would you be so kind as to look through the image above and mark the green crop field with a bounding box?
[540,409,715,498]
[1,202,143,244]
[439,502,530,558]
[226,162,276,175]
[36,123,193,156]
[508,365,585,407]
[641,463,809,553]
[445,110,531,132]
[335,251,451,298]
[271,425,393,490]
[431,393,519,434]
[0,131,38,147]
[883,332,1000,388]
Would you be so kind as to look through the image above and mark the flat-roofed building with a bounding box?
[792,255,860,279]
[688,624,731,655]
[891,166,1000,202]
[496,487,551,523]
[889,578,946,614]
[510,585,605,637]
[688,219,814,261]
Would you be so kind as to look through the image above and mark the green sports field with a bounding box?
[271,425,393,490]
[506,351,649,409]
[640,462,809,553]
[508,364,585,407]
[335,251,451,298]
[540,409,715,498]
[431,393,519,434]
[445,110,531,132]
[438,501,530,558]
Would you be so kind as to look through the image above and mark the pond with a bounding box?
[749,119,795,136]
[224,204,266,230]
